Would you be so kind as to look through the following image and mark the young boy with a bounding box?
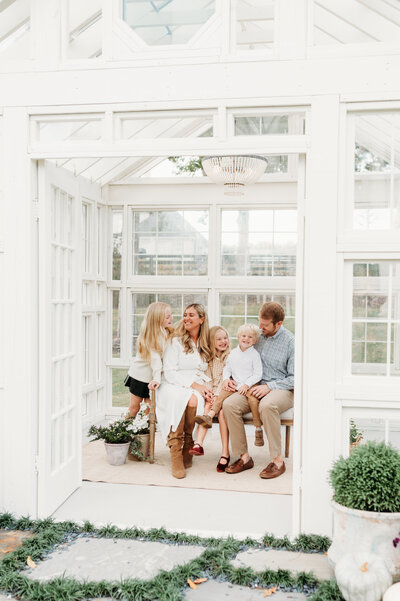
[195,323,265,446]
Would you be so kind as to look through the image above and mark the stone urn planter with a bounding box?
[128,433,150,461]
[328,441,400,584]
[328,501,400,582]
[104,441,131,466]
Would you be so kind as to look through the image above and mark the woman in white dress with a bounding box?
[156,303,213,479]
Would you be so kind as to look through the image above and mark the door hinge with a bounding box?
[34,456,40,473]
[32,197,39,221]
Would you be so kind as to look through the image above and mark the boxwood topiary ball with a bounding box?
[329,441,400,513]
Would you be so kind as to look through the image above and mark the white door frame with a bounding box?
[33,140,307,534]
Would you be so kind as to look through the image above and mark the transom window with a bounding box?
[132,209,209,276]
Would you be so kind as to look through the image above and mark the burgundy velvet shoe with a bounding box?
[188,443,204,456]
[216,456,230,473]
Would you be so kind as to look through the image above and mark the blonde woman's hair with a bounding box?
[173,303,211,361]
[209,326,230,362]
[237,323,260,341]
[137,302,173,362]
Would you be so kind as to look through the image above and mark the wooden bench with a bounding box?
[148,391,294,462]
[243,407,294,458]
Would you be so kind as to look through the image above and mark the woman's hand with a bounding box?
[148,380,160,391]
[191,382,214,400]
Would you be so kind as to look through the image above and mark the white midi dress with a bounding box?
[156,337,209,443]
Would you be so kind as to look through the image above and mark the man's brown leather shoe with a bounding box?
[225,457,254,474]
[259,461,286,479]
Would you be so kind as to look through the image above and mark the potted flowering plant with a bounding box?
[88,416,137,466]
[328,441,400,582]
[128,401,151,461]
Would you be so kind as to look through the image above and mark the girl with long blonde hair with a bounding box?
[156,303,212,479]
[125,302,173,417]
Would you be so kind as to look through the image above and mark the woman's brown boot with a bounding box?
[168,414,185,479]
[169,448,185,478]
[182,406,197,468]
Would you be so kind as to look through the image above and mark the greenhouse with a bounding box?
[1,0,400,540]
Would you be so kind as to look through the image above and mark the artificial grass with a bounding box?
[0,513,344,601]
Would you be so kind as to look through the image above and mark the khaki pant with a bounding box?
[212,389,262,428]
[223,389,294,459]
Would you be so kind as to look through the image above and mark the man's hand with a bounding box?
[148,380,160,391]
[237,384,249,395]
[222,378,237,392]
[250,384,271,399]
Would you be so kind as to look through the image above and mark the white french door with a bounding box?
[37,160,81,516]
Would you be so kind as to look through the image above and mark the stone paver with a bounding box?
[232,549,334,581]
[0,594,18,601]
[184,580,307,601]
[26,537,205,582]
[0,530,33,557]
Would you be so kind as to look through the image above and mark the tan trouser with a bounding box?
[212,389,262,428]
[223,389,294,459]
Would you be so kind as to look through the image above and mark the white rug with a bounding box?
[83,427,293,496]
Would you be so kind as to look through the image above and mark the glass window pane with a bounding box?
[247,294,271,315]
[234,115,305,135]
[183,255,208,276]
[353,113,400,230]
[112,210,122,280]
[351,261,400,376]
[235,0,274,51]
[248,210,274,232]
[366,323,387,342]
[112,290,120,358]
[38,118,102,142]
[247,256,272,276]
[220,294,246,315]
[112,368,129,408]
[158,257,182,276]
[221,209,297,278]
[222,255,245,276]
[219,292,295,345]
[122,1,216,46]
[275,210,297,232]
[248,233,273,253]
[352,323,365,340]
[130,291,208,357]
[132,209,209,277]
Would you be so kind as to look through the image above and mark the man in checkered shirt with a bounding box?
[224,301,294,479]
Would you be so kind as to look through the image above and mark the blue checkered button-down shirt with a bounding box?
[254,325,294,390]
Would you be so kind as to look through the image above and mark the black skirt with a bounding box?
[124,375,150,399]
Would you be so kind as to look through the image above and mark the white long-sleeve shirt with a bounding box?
[128,332,169,384]
[222,345,263,389]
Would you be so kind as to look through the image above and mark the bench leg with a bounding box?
[284,425,290,458]
[149,390,156,463]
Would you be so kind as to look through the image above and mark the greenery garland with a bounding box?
[0,513,343,601]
